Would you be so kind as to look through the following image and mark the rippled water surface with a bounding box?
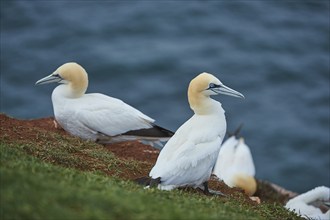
[1,1,329,193]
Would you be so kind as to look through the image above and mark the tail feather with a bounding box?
[150,177,161,188]
[227,123,244,138]
[134,176,161,188]
[134,176,151,186]
[96,124,174,148]
[123,124,174,138]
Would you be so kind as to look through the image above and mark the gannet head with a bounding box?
[35,62,88,98]
[188,72,244,114]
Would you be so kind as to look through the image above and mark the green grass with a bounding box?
[0,119,302,220]
[0,143,260,220]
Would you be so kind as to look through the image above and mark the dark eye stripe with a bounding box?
[52,73,62,79]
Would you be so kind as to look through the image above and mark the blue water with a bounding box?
[1,1,329,193]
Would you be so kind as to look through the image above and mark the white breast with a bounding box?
[150,106,226,189]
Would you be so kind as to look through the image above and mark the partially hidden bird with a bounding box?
[35,62,173,146]
[285,186,330,219]
[148,72,244,194]
[212,126,257,196]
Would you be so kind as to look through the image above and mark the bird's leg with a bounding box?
[202,181,226,197]
[150,177,161,188]
[202,181,211,195]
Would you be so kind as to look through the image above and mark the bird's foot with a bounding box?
[207,189,227,197]
[201,181,226,196]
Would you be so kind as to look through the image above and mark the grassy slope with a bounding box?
[1,144,262,220]
[0,118,302,220]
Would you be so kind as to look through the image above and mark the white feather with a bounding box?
[231,139,255,176]
[150,107,226,189]
[285,186,330,219]
[52,87,155,141]
[212,136,237,180]
[213,136,255,187]
[35,63,169,144]
[148,72,244,190]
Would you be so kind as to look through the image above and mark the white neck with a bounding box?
[52,83,85,99]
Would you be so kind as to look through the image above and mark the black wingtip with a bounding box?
[227,123,244,138]
[152,124,175,137]
[123,124,174,138]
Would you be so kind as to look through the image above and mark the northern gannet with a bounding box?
[35,62,173,145]
[212,132,257,196]
[285,186,330,219]
[148,72,244,193]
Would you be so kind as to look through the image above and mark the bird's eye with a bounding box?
[209,83,219,89]
[53,73,61,78]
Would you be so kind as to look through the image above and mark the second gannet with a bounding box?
[285,186,330,219]
[149,72,244,193]
[212,132,257,196]
[35,62,173,145]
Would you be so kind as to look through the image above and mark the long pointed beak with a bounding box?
[213,84,245,98]
[35,74,62,85]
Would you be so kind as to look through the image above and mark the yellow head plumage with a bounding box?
[187,72,222,114]
[55,62,88,98]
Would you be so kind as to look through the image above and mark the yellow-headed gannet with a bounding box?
[148,72,244,193]
[212,132,257,196]
[35,62,173,145]
[285,186,330,219]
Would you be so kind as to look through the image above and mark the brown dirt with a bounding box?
[104,141,159,163]
[0,113,296,207]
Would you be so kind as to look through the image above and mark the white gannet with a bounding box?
[35,62,173,145]
[212,130,257,196]
[285,186,330,219]
[148,72,244,193]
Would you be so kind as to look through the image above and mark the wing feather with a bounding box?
[232,140,255,176]
[212,136,238,179]
[75,93,154,136]
[150,137,221,186]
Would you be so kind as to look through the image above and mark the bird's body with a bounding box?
[285,186,330,219]
[52,89,155,141]
[150,105,226,190]
[212,136,256,196]
[36,62,173,144]
[149,72,244,191]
